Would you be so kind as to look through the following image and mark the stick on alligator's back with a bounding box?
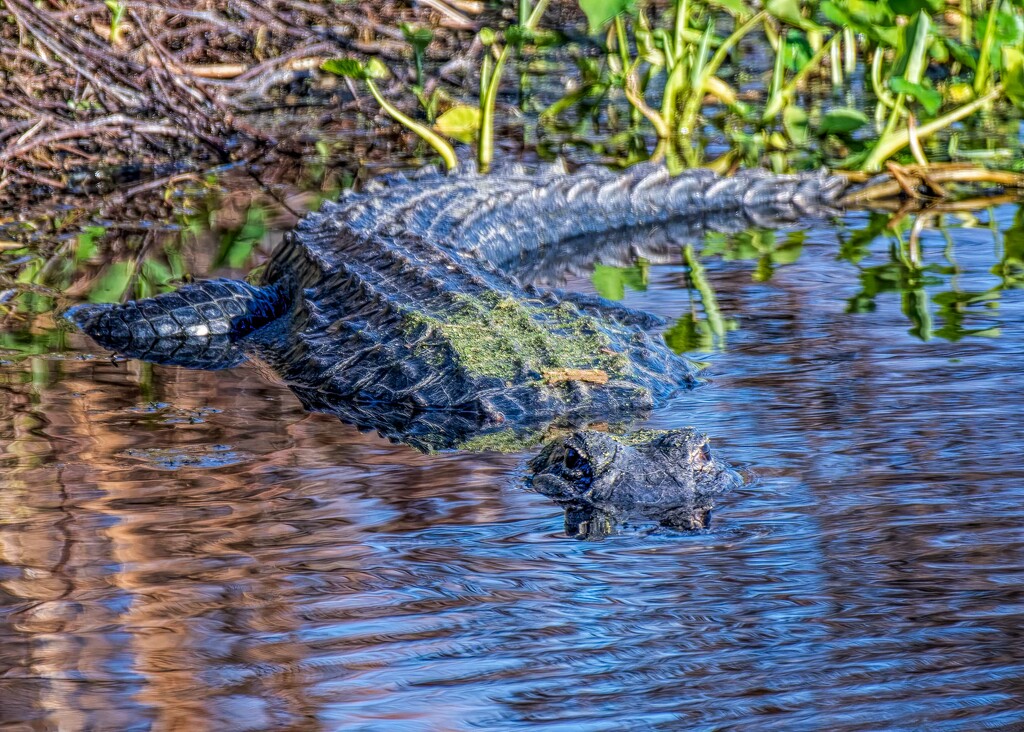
[67,163,847,535]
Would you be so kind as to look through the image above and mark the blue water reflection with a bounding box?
[2,203,1024,730]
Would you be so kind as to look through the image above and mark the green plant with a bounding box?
[321,58,459,170]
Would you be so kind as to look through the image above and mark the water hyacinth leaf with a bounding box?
[928,37,948,64]
[818,107,869,134]
[943,37,978,70]
[894,11,932,83]
[821,0,898,46]
[821,0,892,30]
[75,226,106,263]
[15,257,42,284]
[578,0,634,33]
[844,0,895,26]
[435,105,481,143]
[784,30,814,72]
[504,25,533,45]
[975,7,1024,53]
[321,58,366,79]
[783,105,809,145]
[1002,47,1024,109]
[889,77,943,115]
[215,206,266,269]
[141,258,174,288]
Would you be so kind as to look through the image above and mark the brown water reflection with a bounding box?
[0,353,535,731]
[3,207,1024,730]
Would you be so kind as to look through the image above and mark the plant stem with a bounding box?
[679,11,765,136]
[674,0,688,51]
[479,0,550,171]
[625,68,670,138]
[762,33,838,122]
[974,0,998,96]
[614,14,630,73]
[871,48,896,109]
[862,85,1003,171]
[365,78,457,170]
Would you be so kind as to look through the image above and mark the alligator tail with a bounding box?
[316,162,850,265]
[65,278,289,366]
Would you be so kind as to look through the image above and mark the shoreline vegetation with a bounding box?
[2,0,1024,327]
[4,1,1024,193]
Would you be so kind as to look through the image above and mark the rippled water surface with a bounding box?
[3,203,1024,731]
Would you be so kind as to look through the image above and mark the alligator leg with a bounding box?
[65,278,289,368]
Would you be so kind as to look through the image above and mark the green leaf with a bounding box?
[89,262,131,303]
[578,0,634,33]
[783,105,809,145]
[141,258,173,288]
[767,0,826,31]
[889,0,943,15]
[818,107,869,135]
[895,10,932,83]
[400,23,433,53]
[976,8,1024,50]
[784,30,813,72]
[435,105,481,143]
[321,58,366,79]
[943,37,978,70]
[889,77,942,115]
[1002,47,1024,109]
[843,0,895,26]
[75,225,106,263]
[364,57,390,79]
[821,0,897,45]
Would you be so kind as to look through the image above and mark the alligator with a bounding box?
[67,162,847,537]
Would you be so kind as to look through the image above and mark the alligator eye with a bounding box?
[691,440,712,466]
[564,447,586,471]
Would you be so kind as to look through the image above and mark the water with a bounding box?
[3,202,1024,730]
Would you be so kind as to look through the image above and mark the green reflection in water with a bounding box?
[840,208,1012,342]
[591,260,648,300]
[663,244,735,354]
[702,229,806,283]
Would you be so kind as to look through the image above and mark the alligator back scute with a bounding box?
[300,162,845,271]
[247,221,698,419]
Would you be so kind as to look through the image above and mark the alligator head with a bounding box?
[528,428,741,538]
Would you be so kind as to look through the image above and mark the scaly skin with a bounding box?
[66,163,848,534]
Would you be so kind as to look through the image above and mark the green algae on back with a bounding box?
[403,291,631,381]
[455,427,546,453]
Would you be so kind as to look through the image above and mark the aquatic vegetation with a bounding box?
[319,0,1024,177]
